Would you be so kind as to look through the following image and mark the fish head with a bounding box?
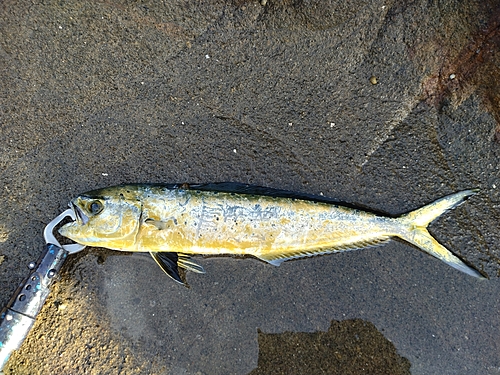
[59,187,142,250]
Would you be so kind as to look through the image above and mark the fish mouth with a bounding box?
[70,201,89,225]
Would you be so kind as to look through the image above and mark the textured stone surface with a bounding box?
[1,1,499,374]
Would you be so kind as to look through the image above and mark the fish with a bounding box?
[58,183,483,285]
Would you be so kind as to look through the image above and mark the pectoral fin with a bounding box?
[150,252,184,285]
[150,252,205,286]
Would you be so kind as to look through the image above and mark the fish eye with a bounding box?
[89,201,103,215]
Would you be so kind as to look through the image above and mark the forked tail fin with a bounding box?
[397,189,484,278]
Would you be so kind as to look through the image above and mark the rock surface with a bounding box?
[1,1,499,374]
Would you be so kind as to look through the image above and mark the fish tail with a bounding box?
[397,189,484,278]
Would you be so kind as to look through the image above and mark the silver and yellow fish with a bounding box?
[59,183,483,284]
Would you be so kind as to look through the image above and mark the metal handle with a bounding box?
[0,208,85,371]
[0,243,68,370]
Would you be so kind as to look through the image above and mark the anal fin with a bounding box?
[257,237,391,266]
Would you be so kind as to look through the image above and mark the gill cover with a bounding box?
[59,192,142,250]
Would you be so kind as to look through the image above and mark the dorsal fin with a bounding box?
[182,182,388,214]
[185,182,346,204]
[101,182,384,214]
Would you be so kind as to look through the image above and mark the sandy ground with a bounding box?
[1,0,500,374]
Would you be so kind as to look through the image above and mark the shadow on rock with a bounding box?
[249,319,411,375]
